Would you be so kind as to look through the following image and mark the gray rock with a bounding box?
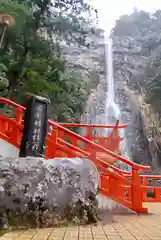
[65,32,161,169]
[0,157,100,228]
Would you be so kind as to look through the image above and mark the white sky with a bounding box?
[92,0,161,31]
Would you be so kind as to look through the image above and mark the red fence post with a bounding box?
[46,126,57,159]
[131,168,147,213]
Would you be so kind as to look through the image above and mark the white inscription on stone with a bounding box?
[31,103,44,152]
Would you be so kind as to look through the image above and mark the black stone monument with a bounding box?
[19,94,49,158]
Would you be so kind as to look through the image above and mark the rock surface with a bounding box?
[63,30,161,169]
[0,157,100,228]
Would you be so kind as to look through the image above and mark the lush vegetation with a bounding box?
[0,0,97,122]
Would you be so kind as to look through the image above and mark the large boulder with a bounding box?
[0,157,100,228]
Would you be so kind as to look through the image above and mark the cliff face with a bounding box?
[112,36,161,169]
[63,13,161,169]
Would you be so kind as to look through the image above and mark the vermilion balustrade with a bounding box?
[1,97,161,213]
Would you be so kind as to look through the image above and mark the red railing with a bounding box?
[141,175,161,202]
[59,121,126,154]
[1,97,161,213]
[46,114,150,213]
[47,119,149,170]
[0,98,24,147]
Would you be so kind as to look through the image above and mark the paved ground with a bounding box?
[1,203,161,240]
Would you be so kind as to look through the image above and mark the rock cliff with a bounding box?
[63,11,161,170]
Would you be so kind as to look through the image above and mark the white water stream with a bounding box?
[104,33,131,171]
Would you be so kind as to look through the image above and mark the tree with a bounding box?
[17,0,97,45]
[0,63,8,96]
[0,0,97,122]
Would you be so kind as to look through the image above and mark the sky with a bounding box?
[92,0,161,31]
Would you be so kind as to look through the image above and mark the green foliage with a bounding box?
[113,11,153,37]
[49,72,87,122]
[0,63,8,96]
[0,0,97,122]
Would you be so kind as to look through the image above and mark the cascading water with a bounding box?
[104,35,119,130]
[105,36,115,103]
[97,33,131,210]
[104,33,131,171]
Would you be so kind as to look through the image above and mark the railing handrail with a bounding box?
[0,97,25,112]
[141,175,161,179]
[48,120,150,171]
[60,123,128,128]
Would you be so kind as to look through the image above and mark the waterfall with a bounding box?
[96,33,131,210]
[104,33,131,172]
[105,35,115,103]
[104,34,120,135]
